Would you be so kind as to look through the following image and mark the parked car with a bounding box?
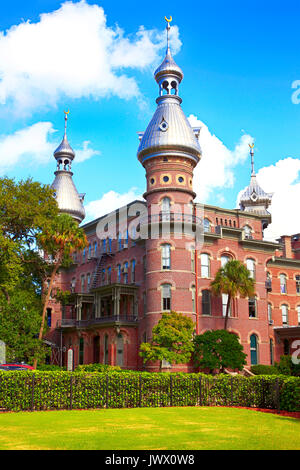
[0,363,34,371]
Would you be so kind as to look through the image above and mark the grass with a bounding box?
[0,407,299,450]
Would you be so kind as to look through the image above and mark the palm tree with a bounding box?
[210,259,255,330]
[33,214,87,369]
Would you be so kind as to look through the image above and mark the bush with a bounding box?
[0,370,299,413]
[36,364,65,371]
[251,365,280,375]
[276,356,300,377]
[75,364,122,373]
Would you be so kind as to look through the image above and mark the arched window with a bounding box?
[200,253,210,278]
[243,225,252,239]
[250,334,258,365]
[94,241,98,257]
[107,266,112,284]
[202,290,211,316]
[131,260,136,283]
[222,293,231,317]
[162,244,171,270]
[246,258,256,279]
[87,273,91,290]
[281,304,288,325]
[203,218,211,233]
[118,232,122,251]
[221,254,230,267]
[117,264,121,283]
[280,274,287,294]
[81,274,85,292]
[296,275,300,294]
[88,243,92,259]
[47,308,52,327]
[162,284,172,311]
[191,285,196,312]
[123,262,128,284]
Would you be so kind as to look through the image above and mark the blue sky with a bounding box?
[0,0,300,239]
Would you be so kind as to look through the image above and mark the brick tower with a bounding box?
[137,18,202,370]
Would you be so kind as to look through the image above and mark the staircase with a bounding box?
[90,253,114,290]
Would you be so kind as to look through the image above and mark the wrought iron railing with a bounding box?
[57,314,138,329]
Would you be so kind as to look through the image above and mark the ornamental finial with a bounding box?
[165,16,172,52]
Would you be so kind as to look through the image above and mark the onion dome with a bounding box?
[137,18,201,165]
[51,111,85,224]
[239,144,272,215]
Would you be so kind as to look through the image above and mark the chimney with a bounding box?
[281,235,293,259]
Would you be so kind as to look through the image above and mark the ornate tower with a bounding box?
[137,18,202,369]
[51,112,86,224]
[239,144,272,230]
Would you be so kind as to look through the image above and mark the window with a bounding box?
[162,284,171,311]
[221,254,230,267]
[47,308,52,327]
[101,269,106,285]
[117,264,121,283]
[281,305,288,325]
[162,244,171,269]
[143,256,147,279]
[200,253,210,278]
[87,273,91,290]
[81,274,85,292]
[222,293,231,317]
[123,262,128,284]
[249,297,257,318]
[107,266,112,284]
[191,285,196,312]
[102,239,106,253]
[161,197,170,221]
[250,334,258,365]
[94,241,98,257]
[143,292,147,316]
[191,249,195,272]
[268,303,272,323]
[280,274,287,294]
[284,339,289,355]
[270,338,274,365]
[118,232,122,251]
[297,306,300,325]
[243,225,252,239]
[82,247,86,262]
[71,278,76,293]
[131,260,136,283]
[108,238,112,253]
[203,218,211,233]
[88,243,92,259]
[202,290,211,316]
[296,275,300,294]
[246,259,256,279]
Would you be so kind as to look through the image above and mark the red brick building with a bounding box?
[46,24,300,371]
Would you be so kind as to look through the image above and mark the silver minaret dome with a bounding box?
[239,144,272,215]
[51,111,86,224]
[137,18,201,165]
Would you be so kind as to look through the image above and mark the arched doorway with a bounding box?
[250,334,259,365]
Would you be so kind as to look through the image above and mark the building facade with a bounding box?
[45,22,300,371]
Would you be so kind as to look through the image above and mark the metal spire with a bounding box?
[64,109,70,138]
[249,143,255,176]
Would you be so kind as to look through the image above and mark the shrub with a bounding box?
[75,364,122,373]
[251,365,280,375]
[0,370,299,413]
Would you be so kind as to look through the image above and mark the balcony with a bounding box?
[57,314,138,329]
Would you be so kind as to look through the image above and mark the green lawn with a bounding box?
[0,407,299,450]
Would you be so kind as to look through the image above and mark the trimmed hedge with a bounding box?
[0,370,299,413]
[250,365,280,376]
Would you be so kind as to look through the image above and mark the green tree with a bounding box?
[193,329,247,374]
[33,213,87,368]
[139,311,195,369]
[210,259,255,330]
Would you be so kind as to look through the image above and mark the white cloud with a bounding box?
[0,1,181,113]
[237,158,300,241]
[84,188,143,221]
[0,122,99,173]
[188,114,254,202]
[74,140,100,163]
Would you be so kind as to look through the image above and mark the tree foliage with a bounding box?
[193,329,247,373]
[210,259,255,330]
[139,311,195,367]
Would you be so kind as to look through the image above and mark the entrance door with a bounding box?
[116,334,124,367]
[93,336,100,363]
[250,334,258,365]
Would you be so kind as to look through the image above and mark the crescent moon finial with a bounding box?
[64,109,70,116]
[165,16,172,24]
